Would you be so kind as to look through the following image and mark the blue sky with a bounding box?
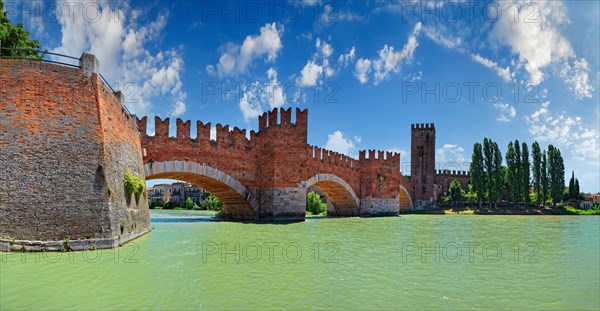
[6,0,599,192]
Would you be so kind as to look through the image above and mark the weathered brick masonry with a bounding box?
[0,55,150,251]
[139,108,416,221]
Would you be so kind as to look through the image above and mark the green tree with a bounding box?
[568,171,575,200]
[541,151,549,206]
[307,191,327,215]
[514,140,522,203]
[185,197,194,209]
[448,179,465,206]
[491,142,503,207]
[199,195,223,211]
[465,183,478,204]
[470,143,486,208]
[0,0,42,58]
[506,142,518,204]
[574,179,580,199]
[548,145,565,206]
[532,142,542,205]
[521,142,530,204]
[483,138,494,207]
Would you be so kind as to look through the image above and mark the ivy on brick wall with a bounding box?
[124,169,145,203]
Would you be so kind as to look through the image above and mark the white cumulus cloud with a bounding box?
[215,23,284,77]
[354,22,421,84]
[354,58,372,84]
[491,1,593,98]
[51,0,187,118]
[296,37,337,87]
[493,103,517,122]
[238,68,286,121]
[325,131,355,156]
[239,82,264,122]
[338,46,356,67]
[297,60,324,87]
[526,101,599,162]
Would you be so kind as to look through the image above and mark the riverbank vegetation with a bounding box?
[433,138,598,215]
[149,193,223,212]
[555,205,600,215]
[306,191,327,215]
[402,204,600,216]
[466,139,570,208]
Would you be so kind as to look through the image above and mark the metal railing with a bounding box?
[1,45,132,118]
[0,46,81,68]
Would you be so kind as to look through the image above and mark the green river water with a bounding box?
[1,211,599,310]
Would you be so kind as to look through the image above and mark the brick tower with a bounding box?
[411,123,436,203]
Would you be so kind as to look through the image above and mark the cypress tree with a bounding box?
[492,142,503,207]
[568,171,575,199]
[532,142,542,205]
[470,143,486,209]
[574,179,580,199]
[541,151,548,206]
[522,142,530,204]
[514,140,522,203]
[548,145,565,206]
[483,138,494,207]
[506,142,517,204]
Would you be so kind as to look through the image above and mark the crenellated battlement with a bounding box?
[258,107,308,132]
[215,123,251,147]
[411,123,435,130]
[309,145,359,171]
[136,116,252,148]
[435,169,469,176]
[137,107,309,147]
[358,150,401,169]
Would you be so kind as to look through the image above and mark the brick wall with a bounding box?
[96,77,150,238]
[0,58,150,247]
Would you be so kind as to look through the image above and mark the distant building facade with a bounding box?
[147,182,205,205]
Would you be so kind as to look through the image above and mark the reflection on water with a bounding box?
[1,211,599,310]
[150,210,217,223]
[151,217,216,223]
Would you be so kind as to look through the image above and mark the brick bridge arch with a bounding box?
[303,174,360,216]
[145,161,259,220]
[399,182,414,211]
[138,108,416,221]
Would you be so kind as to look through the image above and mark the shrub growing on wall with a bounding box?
[124,169,145,203]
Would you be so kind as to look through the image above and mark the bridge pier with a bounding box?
[359,197,401,217]
[256,188,307,222]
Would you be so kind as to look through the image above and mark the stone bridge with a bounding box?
[137,108,414,221]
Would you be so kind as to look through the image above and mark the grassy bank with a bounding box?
[553,206,600,215]
[400,205,600,216]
